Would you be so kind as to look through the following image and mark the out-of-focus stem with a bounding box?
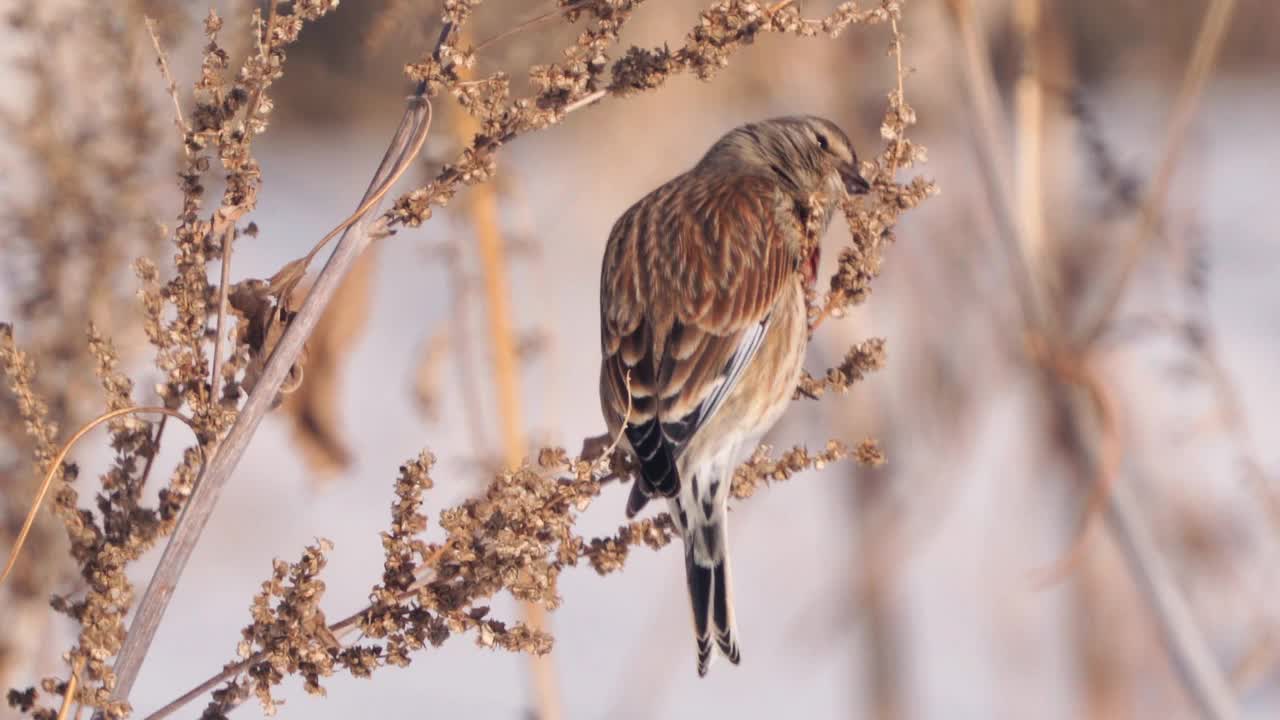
[1013,0,1045,270]
[944,0,1055,336]
[472,165,564,720]
[454,57,564,718]
[855,461,902,720]
[1076,0,1238,346]
[56,655,84,720]
[472,188,524,464]
[943,0,1240,717]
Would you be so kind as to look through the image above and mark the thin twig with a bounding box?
[208,221,236,406]
[207,0,279,407]
[55,655,86,720]
[472,0,593,52]
[143,17,188,136]
[1103,466,1240,720]
[240,0,280,129]
[145,549,447,720]
[0,406,200,586]
[138,414,169,492]
[809,13,907,335]
[562,88,606,114]
[1027,352,1123,589]
[887,15,906,176]
[275,110,431,296]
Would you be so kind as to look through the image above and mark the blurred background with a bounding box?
[2,0,1279,717]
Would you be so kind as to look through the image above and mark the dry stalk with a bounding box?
[143,17,188,135]
[1013,0,1046,267]
[452,41,564,716]
[1076,0,1239,346]
[943,0,1053,335]
[943,0,1241,717]
[54,656,84,720]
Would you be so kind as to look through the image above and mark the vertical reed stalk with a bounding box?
[453,65,564,717]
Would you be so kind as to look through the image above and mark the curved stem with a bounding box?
[0,406,200,587]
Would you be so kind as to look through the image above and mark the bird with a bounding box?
[598,115,870,676]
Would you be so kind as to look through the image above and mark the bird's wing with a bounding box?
[600,172,800,500]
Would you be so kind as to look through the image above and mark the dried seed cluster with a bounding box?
[0,0,178,692]
[798,337,889,399]
[3,1,339,717]
[199,435,884,717]
[386,1,907,231]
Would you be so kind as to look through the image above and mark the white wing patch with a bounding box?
[690,315,770,437]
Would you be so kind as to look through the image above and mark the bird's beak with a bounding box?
[840,163,871,195]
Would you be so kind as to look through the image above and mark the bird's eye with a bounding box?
[816,132,830,151]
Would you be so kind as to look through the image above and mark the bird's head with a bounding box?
[701,115,871,204]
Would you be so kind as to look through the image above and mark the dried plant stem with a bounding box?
[108,93,435,704]
[855,461,903,720]
[887,16,905,175]
[561,88,607,115]
[143,17,188,135]
[1102,464,1240,719]
[1077,0,1237,346]
[444,247,491,455]
[768,0,796,15]
[147,432,849,719]
[1027,355,1123,589]
[206,5,278,409]
[143,579,421,720]
[472,0,593,52]
[55,655,85,720]
[944,1,1239,717]
[1013,0,1045,265]
[137,415,168,495]
[944,0,1053,335]
[809,12,907,336]
[0,406,199,586]
[460,104,565,720]
[469,174,522,476]
[209,222,236,405]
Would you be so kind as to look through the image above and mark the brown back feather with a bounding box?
[599,169,801,447]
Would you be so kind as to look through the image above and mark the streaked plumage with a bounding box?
[599,116,868,676]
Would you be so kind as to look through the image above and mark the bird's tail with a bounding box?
[683,504,740,676]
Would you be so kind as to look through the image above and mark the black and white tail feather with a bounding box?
[628,454,744,676]
[675,490,741,676]
[622,320,767,675]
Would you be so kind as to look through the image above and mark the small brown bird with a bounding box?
[599,115,869,676]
